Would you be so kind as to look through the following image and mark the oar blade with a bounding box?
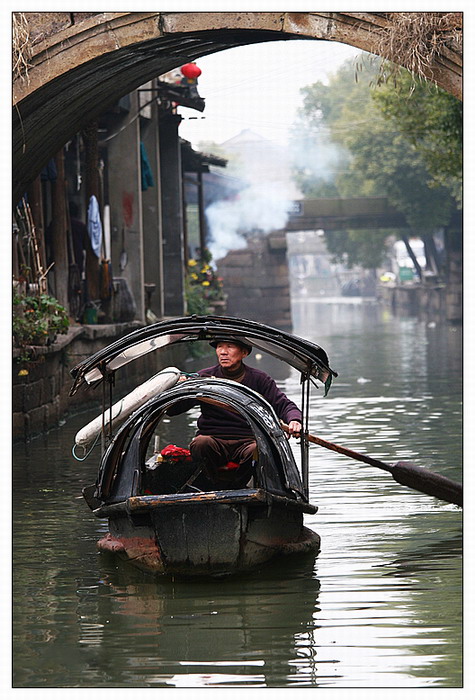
[392,461,462,507]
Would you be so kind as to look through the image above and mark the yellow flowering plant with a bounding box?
[185,248,225,314]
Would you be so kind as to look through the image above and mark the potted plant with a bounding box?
[13,291,70,348]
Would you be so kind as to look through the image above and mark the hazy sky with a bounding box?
[177,39,362,148]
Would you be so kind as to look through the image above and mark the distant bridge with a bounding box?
[286,197,407,231]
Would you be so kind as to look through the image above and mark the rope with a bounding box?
[72,431,101,462]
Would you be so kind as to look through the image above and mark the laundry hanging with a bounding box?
[87,195,102,258]
[140,141,155,191]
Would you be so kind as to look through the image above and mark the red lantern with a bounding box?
[181,63,202,79]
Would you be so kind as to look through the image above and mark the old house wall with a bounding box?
[159,112,186,316]
[141,86,164,320]
[107,92,146,323]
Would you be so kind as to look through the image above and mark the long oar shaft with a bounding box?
[306,433,393,472]
[281,424,462,507]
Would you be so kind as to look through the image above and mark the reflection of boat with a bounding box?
[83,552,321,686]
[70,315,337,576]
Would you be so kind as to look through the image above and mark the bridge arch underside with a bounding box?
[13,12,462,202]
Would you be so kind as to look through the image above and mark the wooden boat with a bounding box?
[70,315,337,576]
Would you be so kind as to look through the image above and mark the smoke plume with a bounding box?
[204,130,299,261]
[206,182,293,260]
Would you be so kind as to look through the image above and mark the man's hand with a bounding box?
[287,420,301,438]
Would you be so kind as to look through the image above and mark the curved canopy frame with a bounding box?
[70,315,337,396]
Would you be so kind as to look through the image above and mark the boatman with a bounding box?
[167,336,302,489]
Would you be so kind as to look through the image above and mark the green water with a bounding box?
[12,301,462,687]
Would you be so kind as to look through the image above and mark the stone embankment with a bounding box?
[13,322,187,442]
[378,253,462,323]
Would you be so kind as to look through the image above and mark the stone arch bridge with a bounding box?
[13,11,462,202]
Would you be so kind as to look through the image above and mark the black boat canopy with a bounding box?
[96,378,310,505]
[70,315,337,396]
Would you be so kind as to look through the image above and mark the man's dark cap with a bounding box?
[209,336,252,354]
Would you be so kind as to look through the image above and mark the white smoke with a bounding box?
[206,182,293,260]
[290,127,348,182]
[202,127,347,261]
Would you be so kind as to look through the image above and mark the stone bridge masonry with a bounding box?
[13,11,462,203]
[217,232,292,332]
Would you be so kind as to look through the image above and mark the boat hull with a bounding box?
[95,489,320,576]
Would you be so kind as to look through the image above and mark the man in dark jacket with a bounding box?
[168,336,302,488]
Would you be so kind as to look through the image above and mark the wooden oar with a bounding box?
[281,424,462,507]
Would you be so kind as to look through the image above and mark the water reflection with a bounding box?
[75,553,321,688]
[12,300,462,687]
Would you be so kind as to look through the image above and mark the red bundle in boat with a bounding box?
[160,444,192,462]
[219,461,240,471]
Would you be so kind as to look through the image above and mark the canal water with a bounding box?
[12,300,462,688]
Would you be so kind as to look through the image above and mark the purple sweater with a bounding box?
[168,363,302,438]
